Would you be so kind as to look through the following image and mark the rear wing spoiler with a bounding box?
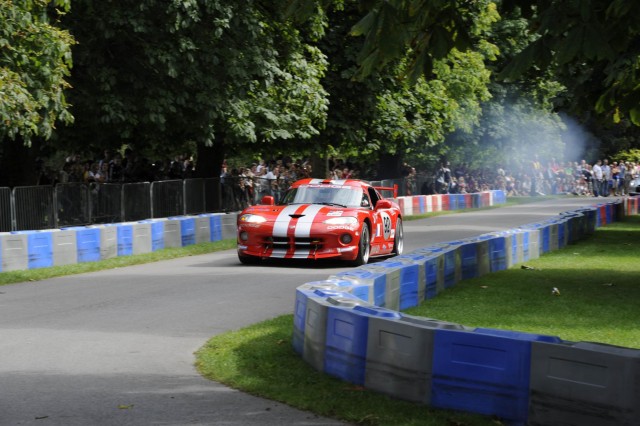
[374,184,398,198]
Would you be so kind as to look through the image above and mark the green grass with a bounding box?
[195,215,640,425]
[0,239,236,286]
[404,215,640,348]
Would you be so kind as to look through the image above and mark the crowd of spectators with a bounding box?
[429,157,640,198]
[42,148,639,211]
[219,157,364,211]
[53,149,196,185]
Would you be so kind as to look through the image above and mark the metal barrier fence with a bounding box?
[56,182,91,227]
[91,183,122,224]
[13,186,56,231]
[0,187,12,232]
[123,182,152,222]
[0,176,425,231]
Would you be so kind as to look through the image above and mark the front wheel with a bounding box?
[352,223,371,266]
[392,217,404,255]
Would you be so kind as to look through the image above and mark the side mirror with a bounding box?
[261,195,275,205]
[375,199,392,210]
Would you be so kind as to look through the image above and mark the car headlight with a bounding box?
[323,217,358,225]
[239,214,267,223]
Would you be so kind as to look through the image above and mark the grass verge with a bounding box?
[195,215,640,425]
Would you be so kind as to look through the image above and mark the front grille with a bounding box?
[266,236,324,252]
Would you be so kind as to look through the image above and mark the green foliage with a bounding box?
[500,0,640,126]
[58,0,328,161]
[615,148,640,163]
[291,1,497,176]
[0,0,74,143]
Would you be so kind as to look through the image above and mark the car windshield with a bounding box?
[280,185,363,207]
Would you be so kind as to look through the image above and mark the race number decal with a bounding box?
[381,212,392,240]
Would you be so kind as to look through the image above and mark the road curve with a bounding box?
[0,196,615,425]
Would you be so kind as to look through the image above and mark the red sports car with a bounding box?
[237,178,404,265]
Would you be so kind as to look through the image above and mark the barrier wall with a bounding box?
[294,196,640,426]
[0,212,239,272]
[393,191,500,217]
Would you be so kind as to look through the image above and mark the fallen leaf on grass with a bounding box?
[344,385,365,392]
[480,286,489,289]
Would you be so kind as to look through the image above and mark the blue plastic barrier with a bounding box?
[169,216,196,246]
[293,284,348,356]
[487,234,508,272]
[431,328,562,424]
[419,244,461,289]
[376,259,421,310]
[332,269,388,307]
[459,240,479,280]
[65,226,101,263]
[209,214,223,241]
[115,223,133,256]
[324,304,401,385]
[149,220,165,251]
[18,230,53,269]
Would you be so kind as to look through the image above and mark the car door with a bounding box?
[367,187,395,255]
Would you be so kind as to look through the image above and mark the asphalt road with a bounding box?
[0,196,616,425]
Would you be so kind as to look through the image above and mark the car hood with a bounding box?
[242,203,357,220]
[241,204,361,234]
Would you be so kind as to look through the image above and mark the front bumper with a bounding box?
[237,224,360,261]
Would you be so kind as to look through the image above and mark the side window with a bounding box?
[367,187,380,208]
[361,193,371,208]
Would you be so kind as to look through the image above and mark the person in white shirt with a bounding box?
[592,160,603,197]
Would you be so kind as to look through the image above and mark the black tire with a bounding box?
[392,217,404,255]
[352,223,371,266]
[238,253,260,265]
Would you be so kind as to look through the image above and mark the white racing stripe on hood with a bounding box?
[272,205,302,237]
[294,205,324,237]
[307,179,347,186]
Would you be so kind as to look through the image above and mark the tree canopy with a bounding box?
[1,0,640,187]
[57,0,328,174]
[0,0,74,142]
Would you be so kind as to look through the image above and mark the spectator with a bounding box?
[592,160,603,197]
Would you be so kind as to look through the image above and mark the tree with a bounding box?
[291,0,640,130]
[289,1,496,178]
[58,0,328,176]
[498,0,640,126]
[0,0,75,185]
[443,6,569,171]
